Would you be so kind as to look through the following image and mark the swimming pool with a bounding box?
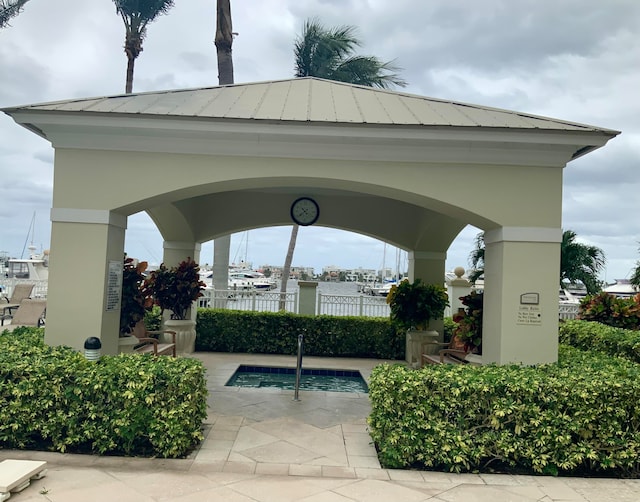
[225,365,369,393]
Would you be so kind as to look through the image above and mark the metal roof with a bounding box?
[2,77,618,134]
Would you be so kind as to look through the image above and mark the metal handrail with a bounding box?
[293,334,304,401]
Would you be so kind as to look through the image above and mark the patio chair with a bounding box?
[1,283,35,325]
[8,299,46,327]
[131,320,177,356]
[421,333,473,365]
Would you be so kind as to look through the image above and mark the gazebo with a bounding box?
[2,77,619,363]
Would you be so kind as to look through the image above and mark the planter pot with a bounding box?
[406,329,439,368]
[118,335,139,354]
[164,319,197,355]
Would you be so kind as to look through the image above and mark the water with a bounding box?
[226,365,369,393]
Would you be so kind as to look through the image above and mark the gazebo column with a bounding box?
[407,250,446,336]
[483,227,562,365]
[46,209,127,355]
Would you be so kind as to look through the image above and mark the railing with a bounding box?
[559,303,580,320]
[317,292,390,317]
[198,288,390,317]
[0,279,48,299]
[198,288,298,313]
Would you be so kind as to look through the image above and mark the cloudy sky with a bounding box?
[1,0,638,280]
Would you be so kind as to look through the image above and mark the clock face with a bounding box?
[290,197,319,226]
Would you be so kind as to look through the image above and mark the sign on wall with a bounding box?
[106,260,123,311]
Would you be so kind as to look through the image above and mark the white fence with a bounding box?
[559,303,580,320]
[198,288,390,317]
[0,279,48,299]
[317,292,390,317]
[198,288,298,313]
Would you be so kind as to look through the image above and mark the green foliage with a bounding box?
[368,346,640,477]
[559,319,640,362]
[387,279,449,331]
[578,292,640,330]
[196,309,405,359]
[0,327,207,458]
[144,258,205,320]
[0,0,30,29]
[294,18,407,89]
[560,230,606,294]
[443,317,457,344]
[453,291,483,351]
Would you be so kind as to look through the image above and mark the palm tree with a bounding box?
[211,0,234,306]
[112,0,175,94]
[0,0,30,29]
[560,230,605,294]
[629,243,640,289]
[294,18,407,89]
[279,19,407,306]
[467,232,485,283]
[468,230,606,294]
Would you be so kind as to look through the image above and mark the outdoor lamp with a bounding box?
[84,337,102,361]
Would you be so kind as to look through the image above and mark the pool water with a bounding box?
[225,365,369,393]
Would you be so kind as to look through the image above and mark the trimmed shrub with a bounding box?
[368,345,640,477]
[0,327,207,458]
[559,319,640,363]
[196,309,404,359]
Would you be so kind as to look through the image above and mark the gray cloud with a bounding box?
[0,0,638,280]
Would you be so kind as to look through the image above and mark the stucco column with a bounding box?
[46,209,127,355]
[483,227,561,365]
[407,250,446,336]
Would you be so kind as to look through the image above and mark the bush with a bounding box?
[559,319,640,363]
[0,327,207,458]
[196,309,404,359]
[578,292,640,330]
[368,345,640,477]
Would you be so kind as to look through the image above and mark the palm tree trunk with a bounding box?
[125,55,135,94]
[215,0,234,85]
[212,0,235,305]
[279,225,299,310]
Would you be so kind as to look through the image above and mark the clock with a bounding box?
[290,197,319,226]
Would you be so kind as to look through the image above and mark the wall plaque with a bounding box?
[517,305,542,325]
[106,260,123,311]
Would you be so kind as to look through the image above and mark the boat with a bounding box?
[603,279,639,298]
[0,245,49,298]
[199,267,277,292]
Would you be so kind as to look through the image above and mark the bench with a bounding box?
[131,321,177,356]
[421,333,475,365]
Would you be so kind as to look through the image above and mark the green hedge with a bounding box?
[196,309,405,359]
[0,327,207,458]
[559,319,640,363]
[368,345,640,477]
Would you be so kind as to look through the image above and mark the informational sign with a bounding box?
[517,305,542,325]
[106,260,123,311]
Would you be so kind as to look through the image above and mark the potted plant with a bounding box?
[143,257,206,354]
[119,256,153,336]
[387,278,449,366]
[387,278,449,330]
[453,291,483,353]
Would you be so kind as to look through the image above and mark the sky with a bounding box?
[0,0,638,281]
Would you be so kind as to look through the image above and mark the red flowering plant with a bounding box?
[143,257,206,320]
[453,291,483,353]
[119,256,154,335]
